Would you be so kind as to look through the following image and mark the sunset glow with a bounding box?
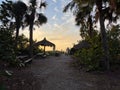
[0,0,81,51]
[19,0,81,51]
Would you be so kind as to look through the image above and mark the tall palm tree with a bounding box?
[64,0,120,70]
[24,0,47,57]
[12,1,27,49]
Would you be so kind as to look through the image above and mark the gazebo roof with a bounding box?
[73,40,90,49]
[34,38,55,47]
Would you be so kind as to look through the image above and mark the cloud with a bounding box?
[61,0,69,9]
[52,0,57,3]
[54,7,59,12]
[53,23,61,29]
[61,13,71,21]
[52,15,57,20]
[61,12,75,27]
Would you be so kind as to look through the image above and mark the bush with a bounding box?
[16,35,43,56]
[75,46,103,71]
[108,25,120,68]
[0,27,18,66]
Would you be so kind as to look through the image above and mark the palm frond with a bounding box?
[63,1,75,12]
[116,1,120,14]
[30,0,37,7]
[38,13,47,25]
[21,14,30,29]
[40,1,47,8]
[12,1,27,17]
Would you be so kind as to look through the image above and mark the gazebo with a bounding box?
[73,40,90,49]
[70,40,90,55]
[34,38,55,54]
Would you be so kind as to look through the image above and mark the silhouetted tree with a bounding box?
[0,0,27,49]
[23,0,47,57]
[12,1,27,49]
[64,0,120,70]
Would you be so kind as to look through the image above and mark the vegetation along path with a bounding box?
[27,54,120,90]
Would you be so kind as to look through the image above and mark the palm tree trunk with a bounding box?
[15,17,20,52]
[99,11,110,70]
[29,9,35,57]
[29,24,33,57]
[96,0,110,70]
[88,15,93,38]
[15,28,19,48]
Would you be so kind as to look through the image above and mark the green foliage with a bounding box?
[74,25,120,71]
[0,28,14,60]
[74,34,104,70]
[0,27,16,64]
[16,34,29,55]
[33,46,42,55]
[108,25,120,66]
[16,34,42,55]
[0,84,6,90]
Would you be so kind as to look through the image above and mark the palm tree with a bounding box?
[12,1,27,49]
[24,0,47,57]
[64,1,94,38]
[64,0,120,70]
[0,0,27,49]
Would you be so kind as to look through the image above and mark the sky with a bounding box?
[0,0,81,51]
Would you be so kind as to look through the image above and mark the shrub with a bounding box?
[0,27,18,66]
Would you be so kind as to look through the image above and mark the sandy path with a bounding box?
[28,54,120,90]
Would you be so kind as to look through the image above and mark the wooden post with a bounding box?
[44,46,46,54]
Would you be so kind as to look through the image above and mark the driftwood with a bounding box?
[24,58,32,65]
[17,56,33,66]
